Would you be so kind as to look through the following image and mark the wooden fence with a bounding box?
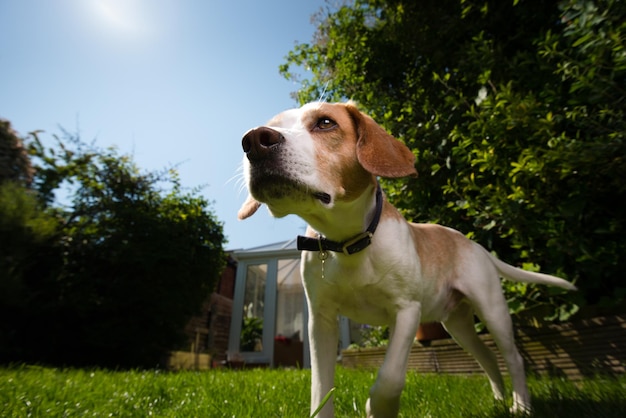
[341,315,626,380]
[165,351,212,371]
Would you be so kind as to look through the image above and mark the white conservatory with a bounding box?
[227,239,356,368]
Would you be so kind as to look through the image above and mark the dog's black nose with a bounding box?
[242,127,285,161]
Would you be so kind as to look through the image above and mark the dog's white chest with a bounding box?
[302,248,420,325]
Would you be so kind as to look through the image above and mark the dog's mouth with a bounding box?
[248,173,333,207]
[313,191,332,205]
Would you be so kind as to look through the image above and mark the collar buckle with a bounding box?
[342,231,373,255]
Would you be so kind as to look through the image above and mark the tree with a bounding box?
[281,0,626,320]
[0,121,60,361]
[0,119,34,185]
[1,130,226,368]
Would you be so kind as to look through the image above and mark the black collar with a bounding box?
[296,184,383,256]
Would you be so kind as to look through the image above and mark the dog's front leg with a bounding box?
[366,303,421,418]
[309,310,339,418]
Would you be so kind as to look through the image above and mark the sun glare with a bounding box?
[92,0,150,38]
[96,1,126,27]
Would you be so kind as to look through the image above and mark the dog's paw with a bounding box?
[510,402,533,416]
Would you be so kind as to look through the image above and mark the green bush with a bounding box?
[0,131,226,368]
[281,0,626,320]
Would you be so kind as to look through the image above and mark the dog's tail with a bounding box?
[485,248,577,291]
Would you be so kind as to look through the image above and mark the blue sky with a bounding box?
[0,0,327,250]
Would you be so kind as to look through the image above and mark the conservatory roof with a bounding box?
[230,238,300,260]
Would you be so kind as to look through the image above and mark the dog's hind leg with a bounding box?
[443,302,505,401]
[471,290,531,414]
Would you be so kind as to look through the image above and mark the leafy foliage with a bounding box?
[281,0,626,320]
[347,324,389,349]
[240,316,264,352]
[0,119,34,185]
[0,130,226,368]
[0,182,59,309]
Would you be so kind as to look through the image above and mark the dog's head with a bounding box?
[238,102,417,220]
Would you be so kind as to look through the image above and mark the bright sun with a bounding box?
[96,1,126,26]
[93,0,148,37]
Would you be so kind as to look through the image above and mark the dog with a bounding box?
[238,101,576,417]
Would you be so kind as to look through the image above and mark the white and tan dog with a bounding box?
[238,101,576,417]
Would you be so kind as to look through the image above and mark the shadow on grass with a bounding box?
[529,396,626,418]
[464,396,626,418]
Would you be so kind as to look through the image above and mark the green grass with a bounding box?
[1,365,625,417]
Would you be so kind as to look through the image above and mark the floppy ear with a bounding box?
[238,194,262,220]
[346,103,418,178]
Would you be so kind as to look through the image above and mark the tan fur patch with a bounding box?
[409,223,470,287]
[306,103,375,202]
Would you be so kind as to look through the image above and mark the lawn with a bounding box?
[1,365,625,417]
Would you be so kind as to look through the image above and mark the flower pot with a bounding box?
[416,322,449,342]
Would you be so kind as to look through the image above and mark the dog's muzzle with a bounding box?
[241,125,333,206]
[242,127,285,161]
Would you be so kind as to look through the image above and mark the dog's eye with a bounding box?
[315,117,337,131]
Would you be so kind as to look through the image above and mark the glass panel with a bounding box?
[240,264,267,352]
[274,258,305,367]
